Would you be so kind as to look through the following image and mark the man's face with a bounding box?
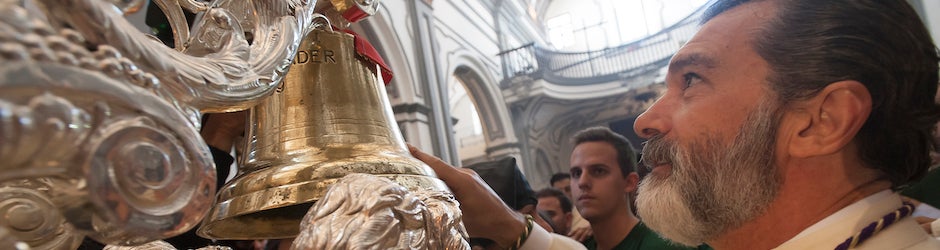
[569,141,636,221]
[537,196,571,235]
[632,2,781,246]
[637,101,781,246]
[551,178,572,200]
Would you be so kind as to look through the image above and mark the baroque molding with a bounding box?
[393,102,432,115]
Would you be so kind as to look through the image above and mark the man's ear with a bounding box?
[624,172,640,194]
[786,81,871,157]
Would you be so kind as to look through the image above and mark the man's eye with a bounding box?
[683,72,702,90]
[591,168,607,175]
[571,170,581,178]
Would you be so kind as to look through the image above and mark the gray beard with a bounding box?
[636,101,782,246]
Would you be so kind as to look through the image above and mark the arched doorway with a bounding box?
[449,64,522,167]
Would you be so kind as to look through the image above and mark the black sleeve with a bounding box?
[512,162,538,210]
[209,146,234,190]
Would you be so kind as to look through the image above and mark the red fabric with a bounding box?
[339,28,393,85]
[341,5,370,23]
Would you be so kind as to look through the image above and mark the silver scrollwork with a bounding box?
[292,173,469,250]
[0,59,216,246]
[0,94,92,179]
[74,114,215,245]
[104,240,178,250]
[0,225,30,250]
[104,240,233,250]
[30,0,320,113]
[0,179,85,250]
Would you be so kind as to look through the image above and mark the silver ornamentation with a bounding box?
[2,0,322,246]
[416,191,470,249]
[0,60,215,246]
[104,240,176,250]
[30,0,320,113]
[0,225,30,250]
[103,241,234,250]
[0,179,85,250]
[0,94,91,178]
[292,173,469,250]
[194,246,234,250]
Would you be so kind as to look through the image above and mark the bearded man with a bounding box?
[629,0,940,249]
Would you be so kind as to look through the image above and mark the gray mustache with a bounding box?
[640,135,676,171]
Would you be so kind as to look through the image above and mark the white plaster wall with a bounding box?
[919,0,940,45]
[431,1,502,80]
[359,1,424,106]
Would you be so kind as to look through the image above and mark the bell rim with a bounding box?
[196,173,449,240]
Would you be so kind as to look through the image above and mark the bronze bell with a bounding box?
[197,28,450,240]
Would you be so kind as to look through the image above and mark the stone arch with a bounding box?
[447,53,521,164]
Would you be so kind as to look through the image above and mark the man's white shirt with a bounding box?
[775,190,940,250]
[520,223,586,250]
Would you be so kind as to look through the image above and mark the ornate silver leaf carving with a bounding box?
[0,60,216,247]
[30,0,319,112]
[0,179,85,250]
[0,94,92,176]
[292,173,469,250]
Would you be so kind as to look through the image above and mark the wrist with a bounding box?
[495,213,531,249]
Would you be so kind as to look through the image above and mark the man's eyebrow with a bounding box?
[586,163,608,169]
[668,53,718,73]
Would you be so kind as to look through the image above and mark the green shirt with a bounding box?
[901,167,940,208]
[583,222,710,250]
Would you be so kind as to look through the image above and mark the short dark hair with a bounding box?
[536,188,572,213]
[571,127,638,177]
[703,0,940,187]
[549,173,570,186]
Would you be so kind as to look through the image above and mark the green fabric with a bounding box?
[901,167,940,208]
[583,222,710,250]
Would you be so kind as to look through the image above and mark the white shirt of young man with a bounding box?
[520,223,586,250]
[775,190,940,250]
[570,207,591,231]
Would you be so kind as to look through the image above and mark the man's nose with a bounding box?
[634,97,672,139]
[576,174,591,190]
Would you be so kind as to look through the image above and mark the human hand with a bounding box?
[407,145,526,248]
[518,204,554,233]
[568,226,593,242]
